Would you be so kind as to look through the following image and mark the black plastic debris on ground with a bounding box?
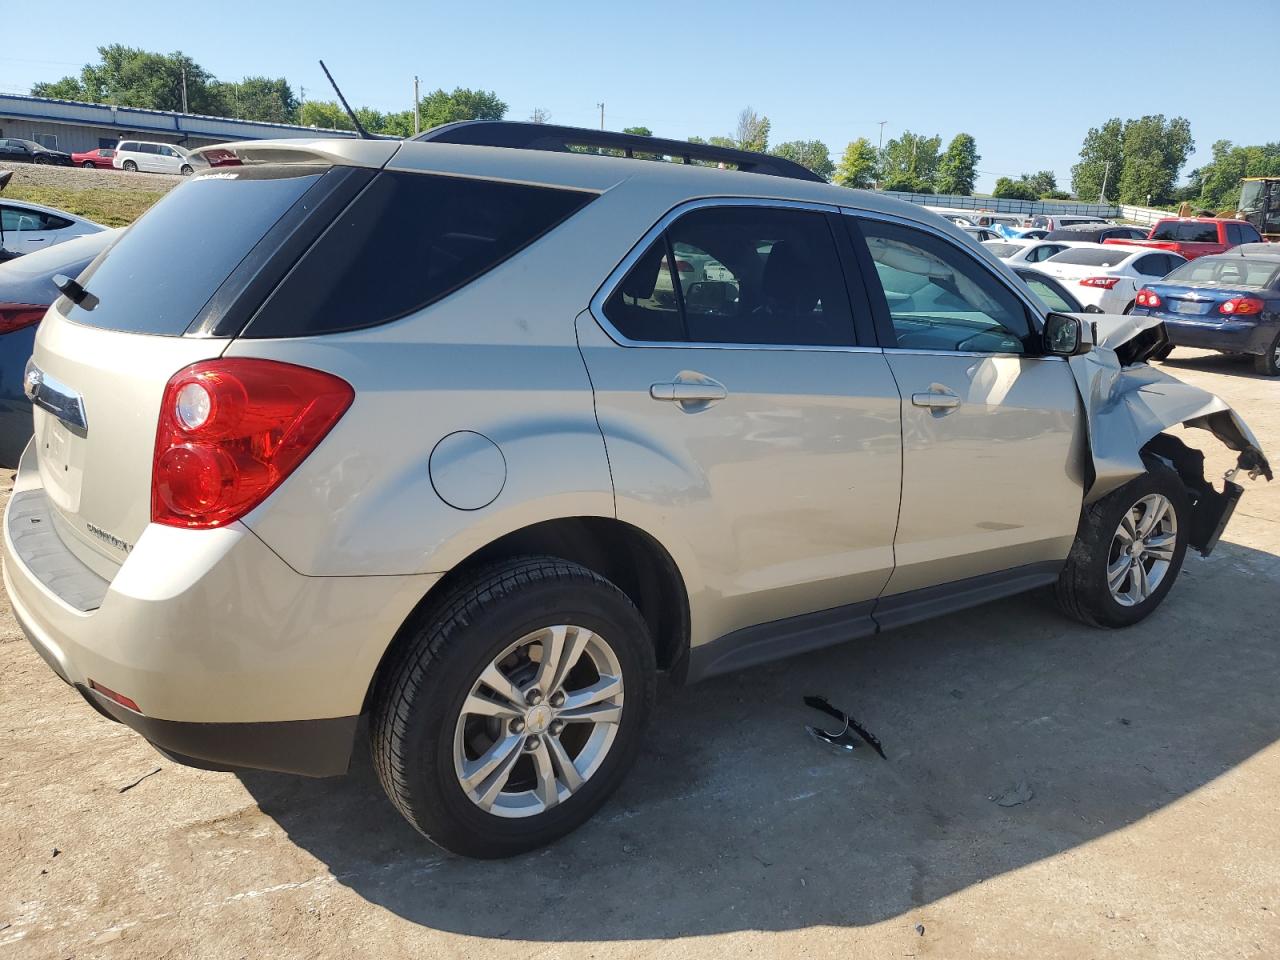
[803,695,887,759]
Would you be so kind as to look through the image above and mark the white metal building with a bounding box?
[0,94,360,154]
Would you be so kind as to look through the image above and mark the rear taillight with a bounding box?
[151,358,353,529]
[0,302,48,335]
[1136,289,1162,308]
[1079,276,1121,289]
[1219,296,1265,316]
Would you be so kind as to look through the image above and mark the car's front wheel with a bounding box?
[371,557,656,858]
[180,164,194,176]
[1056,460,1189,628]
[81,161,95,168]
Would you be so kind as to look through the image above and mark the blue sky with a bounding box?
[5,0,1275,193]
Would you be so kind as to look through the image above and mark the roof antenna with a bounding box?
[318,59,372,140]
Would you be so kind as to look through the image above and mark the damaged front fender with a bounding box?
[1068,313,1272,506]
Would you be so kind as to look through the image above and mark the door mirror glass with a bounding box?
[1044,313,1091,356]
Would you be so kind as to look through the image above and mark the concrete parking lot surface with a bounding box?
[1,349,1277,959]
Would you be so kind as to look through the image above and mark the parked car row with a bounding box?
[3,139,201,176]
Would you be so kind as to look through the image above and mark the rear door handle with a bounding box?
[911,392,961,409]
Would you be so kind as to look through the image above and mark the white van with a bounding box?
[112,141,195,175]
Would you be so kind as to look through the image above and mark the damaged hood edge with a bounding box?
[1067,312,1272,504]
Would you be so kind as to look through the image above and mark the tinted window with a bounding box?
[604,240,685,342]
[118,142,136,152]
[0,207,71,231]
[138,143,160,155]
[1135,254,1169,277]
[1150,222,1219,243]
[1048,248,1134,267]
[1239,223,1262,243]
[63,167,321,335]
[1226,224,1243,245]
[860,219,1031,354]
[1028,243,1065,262]
[248,171,593,337]
[665,206,855,346]
[1019,274,1081,313]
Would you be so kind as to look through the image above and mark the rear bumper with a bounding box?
[1159,316,1275,355]
[3,442,438,776]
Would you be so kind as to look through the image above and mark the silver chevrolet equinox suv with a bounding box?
[5,123,1270,858]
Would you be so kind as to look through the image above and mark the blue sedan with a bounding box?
[1131,251,1280,376]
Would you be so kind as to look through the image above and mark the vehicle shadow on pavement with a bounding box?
[238,538,1280,940]
[1160,352,1273,381]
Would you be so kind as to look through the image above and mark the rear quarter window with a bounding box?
[244,172,594,337]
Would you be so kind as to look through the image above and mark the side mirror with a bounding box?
[1043,313,1093,357]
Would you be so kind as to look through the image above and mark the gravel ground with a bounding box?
[0,349,1278,959]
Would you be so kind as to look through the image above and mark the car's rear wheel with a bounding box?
[180,164,194,176]
[1056,460,1189,628]
[122,160,137,172]
[1253,332,1280,377]
[371,557,656,858]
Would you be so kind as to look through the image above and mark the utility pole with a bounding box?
[181,67,188,114]
[876,120,887,190]
[597,101,605,130]
[413,76,420,136]
[1099,160,1111,204]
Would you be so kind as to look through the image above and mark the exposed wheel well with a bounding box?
[365,518,691,713]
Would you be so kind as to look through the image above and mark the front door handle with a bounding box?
[911,391,961,411]
[651,382,728,403]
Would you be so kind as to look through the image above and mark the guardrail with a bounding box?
[880,191,1119,217]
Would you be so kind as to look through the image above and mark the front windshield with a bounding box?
[1239,181,1264,217]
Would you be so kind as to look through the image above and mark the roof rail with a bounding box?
[412,120,825,183]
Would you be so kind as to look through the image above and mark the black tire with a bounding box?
[1056,460,1190,628]
[180,164,193,176]
[81,161,95,168]
[1253,331,1280,377]
[122,160,137,172]
[371,556,656,858]
[1122,300,1136,314]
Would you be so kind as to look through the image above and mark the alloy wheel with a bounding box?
[453,625,624,818]
[1107,493,1177,607]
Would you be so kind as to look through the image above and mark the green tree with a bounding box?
[834,137,879,189]
[881,131,942,191]
[993,177,1038,201]
[417,87,506,130]
[298,100,354,130]
[217,76,298,124]
[735,107,770,153]
[1021,170,1058,197]
[1071,118,1124,202]
[770,140,834,180]
[883,176,933,194]
[1193,140,1280,211]
[623,126,653,137]
[32,45,225,114]
[936,133,979,195]
[1117,115,1194,205]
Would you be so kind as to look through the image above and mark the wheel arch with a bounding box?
[364,516,692,714]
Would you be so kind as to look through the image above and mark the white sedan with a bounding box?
[1035,243,1187,313]
[982,238,1077,266]
[0,190,105,259]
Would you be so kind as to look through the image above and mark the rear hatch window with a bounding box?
[63,167,324,336]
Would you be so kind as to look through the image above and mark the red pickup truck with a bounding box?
[1104,217,1264,259]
